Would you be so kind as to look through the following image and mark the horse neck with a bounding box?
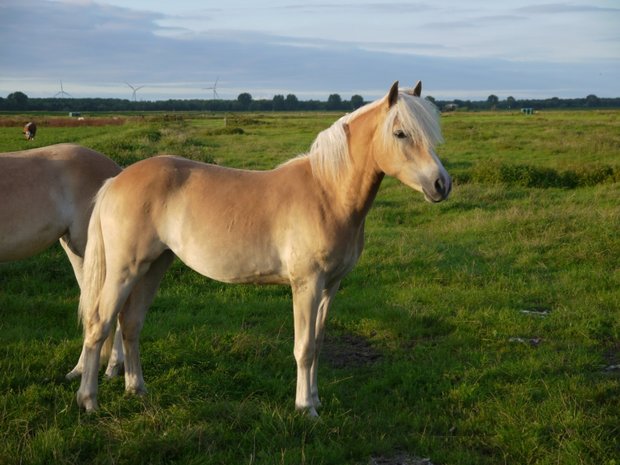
[329,109,386,223]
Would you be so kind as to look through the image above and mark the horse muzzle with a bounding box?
[423,171,452,203]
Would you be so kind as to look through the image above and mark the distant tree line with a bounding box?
[1,91,618,113]
[0,91,366,113]
[430,94,620,111]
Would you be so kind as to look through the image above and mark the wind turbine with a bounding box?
[54,80,72,98]
[125,82,145,101]
[203,76,220,99]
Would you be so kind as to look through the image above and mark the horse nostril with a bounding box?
[434,177,445,195]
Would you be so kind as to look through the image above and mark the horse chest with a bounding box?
[316,223,365,282]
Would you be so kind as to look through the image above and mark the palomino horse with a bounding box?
[0,143,125,377]
[75,81,451,415]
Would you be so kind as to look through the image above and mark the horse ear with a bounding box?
[403,82,421,97]
[412,80,422,97]
[387,81,399,107]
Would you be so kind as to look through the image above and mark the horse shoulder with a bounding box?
[268,160,365,279]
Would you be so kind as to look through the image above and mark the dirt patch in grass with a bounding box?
[321,331,382,369]
[369,454,433,465]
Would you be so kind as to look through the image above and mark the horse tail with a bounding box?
[78,178,116,362]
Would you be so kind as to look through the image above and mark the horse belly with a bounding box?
[0,192,70,262]
[0,221,67,261]
[174,239,289,285]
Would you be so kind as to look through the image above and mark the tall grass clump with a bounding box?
[468,161,618,188]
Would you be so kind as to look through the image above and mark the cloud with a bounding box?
[515,3,620,14]
[0,0,177,82]
[0,0,617,100]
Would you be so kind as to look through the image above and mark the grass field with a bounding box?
[0,109,618,464]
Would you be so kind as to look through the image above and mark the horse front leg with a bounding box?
[58,237,84,290]
[311,281,340,409]
[291,275,324,417]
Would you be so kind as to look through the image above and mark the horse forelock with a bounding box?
[384,93,443,149]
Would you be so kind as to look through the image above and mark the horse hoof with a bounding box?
[104,363,124,379]
[125,386,147,397]
[76,392,98,412]
[296,404,319,418]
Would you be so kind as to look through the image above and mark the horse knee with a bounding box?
[294,342,316,368]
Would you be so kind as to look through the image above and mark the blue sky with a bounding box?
[0,0,618,101]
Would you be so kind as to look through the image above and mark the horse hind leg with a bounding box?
[119,251,174,396]
[76,268,145,411]
[66,317,124,380]
[59,235,125,380]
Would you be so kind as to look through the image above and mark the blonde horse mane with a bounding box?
[300,89,443,183]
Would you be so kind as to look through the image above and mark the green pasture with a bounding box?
[0,110,618,464]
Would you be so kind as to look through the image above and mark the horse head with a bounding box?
[373,81,451,203]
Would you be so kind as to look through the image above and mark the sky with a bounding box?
[0,0,618,101]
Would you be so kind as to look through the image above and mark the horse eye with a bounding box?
[394,130,407,139]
